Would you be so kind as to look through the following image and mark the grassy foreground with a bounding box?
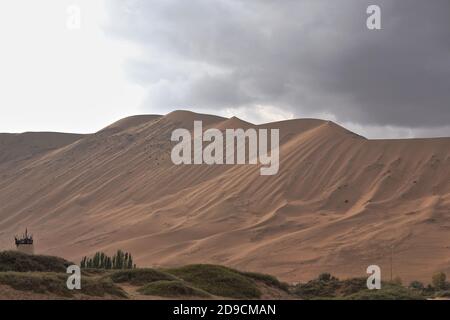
[0,251,447,300]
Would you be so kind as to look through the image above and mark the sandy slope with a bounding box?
[0,110,449,283]
[0,132,84,165]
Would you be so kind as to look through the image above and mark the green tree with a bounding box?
[124,252,129,270]
[115,250,125,269]
[79,250,135,270]
[105,256,112,269]
[80,256,87,269]
[432,272,447,290]
[86,257,92,268]
[92,252,100,268]
[99,252,105,268]
[127,254,133,269]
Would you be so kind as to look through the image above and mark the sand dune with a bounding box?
[0,132,84,165]
[0,110,449,283]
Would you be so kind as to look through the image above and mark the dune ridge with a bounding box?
[0,110,449,282]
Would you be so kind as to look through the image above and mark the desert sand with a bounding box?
[0,110,449,283]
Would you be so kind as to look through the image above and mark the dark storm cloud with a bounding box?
[105,0,450,136]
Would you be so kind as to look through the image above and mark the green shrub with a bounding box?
[0,251,72,273]
[138,280,210,298]
[165,264,261,299]
[432,272,447,290]
[423,284,436,295]
[109,268,176,285]
[343,285,424,300]
[338,278,368,296]
[0,271,126,298]
[318,273,337,282]
[237,271,289,292]
[0,272,71,296]
[293,274,341,299]
[409,280,425,290]
[81,268,110,276]
[81,277,127,298]
[434,290,450,298]
[293,274,425,300]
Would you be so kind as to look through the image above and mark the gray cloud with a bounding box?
[105,0,450,138]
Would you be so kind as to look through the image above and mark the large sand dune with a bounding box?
[0,110,449,282]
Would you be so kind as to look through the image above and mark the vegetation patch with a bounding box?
[80,277,127,298]
[335,277,368,296]
[138,280,210,298]
[293,273,430,300]
[80,250,135,270]
[0,271,126,298]
[165,264,261,299]
[293,273,342,299]
[81,268,111,277]
[342,284,424,300]
[0,272,71,297]
[237,271,289,292]
[0,251,72,273]
[109,268,177,285]
[2,250,448,300]
[434,290,450,298]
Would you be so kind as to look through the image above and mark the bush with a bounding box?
[0,272,71,296]
[423,284,436,295]
[165,264,261,299]
[293,273,344,299]
[338,278,368,296]
[434,290,450,298]
[293,274,425,300]
[432,272,447,290]
[138,280,210,298]
[343,285,424,300]
[318,273,336,282]
[81,277,127,298]
[0,251,72,273]
[109,268,177,285]
[0,271,126,298]
[409,281,425,290]
[293,276,341,299]
[81,268,110,276]
[237,271,289,292]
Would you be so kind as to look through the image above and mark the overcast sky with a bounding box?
[1,0,449,138]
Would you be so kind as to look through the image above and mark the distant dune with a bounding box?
[0,110,449,283]
[0,132,84,165]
